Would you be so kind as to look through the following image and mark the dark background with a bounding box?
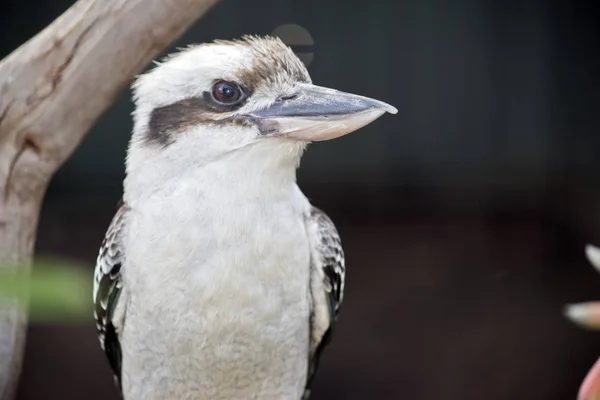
[2,0,600,398]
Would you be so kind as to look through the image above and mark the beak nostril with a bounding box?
[280,94,298,101]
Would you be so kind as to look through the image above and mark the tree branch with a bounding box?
[0,0,220,397]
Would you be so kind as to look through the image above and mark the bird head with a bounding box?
[125,35,396,195]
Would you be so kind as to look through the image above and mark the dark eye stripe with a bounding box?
[145,96,253,147]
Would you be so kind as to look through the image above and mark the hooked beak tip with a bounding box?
[381,103,398,115]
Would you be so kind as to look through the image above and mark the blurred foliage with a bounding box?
[0,255,92,324]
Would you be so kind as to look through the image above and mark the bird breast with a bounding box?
[119,177,313,399]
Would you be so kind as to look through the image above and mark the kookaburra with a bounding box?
[93,35,396,400]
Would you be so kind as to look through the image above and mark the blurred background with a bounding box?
[2,0,600,398]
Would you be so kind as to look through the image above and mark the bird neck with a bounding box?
[123,138,307,209]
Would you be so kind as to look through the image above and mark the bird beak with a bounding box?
[247,84,397,141]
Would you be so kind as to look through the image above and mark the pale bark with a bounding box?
[0,0,220,397]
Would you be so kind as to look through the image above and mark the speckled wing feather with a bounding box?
[304,207,346,399]
[93,202,128,391]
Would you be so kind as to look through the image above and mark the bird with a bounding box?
[93,35,397,400]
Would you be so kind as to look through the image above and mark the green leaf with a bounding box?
[0,255,93,324]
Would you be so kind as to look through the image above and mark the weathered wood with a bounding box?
[0,0,220,397]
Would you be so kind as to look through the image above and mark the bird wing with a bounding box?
[93,201,128,390]
[304,206,346,398]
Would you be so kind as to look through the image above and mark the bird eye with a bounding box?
[211,81,244,104]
